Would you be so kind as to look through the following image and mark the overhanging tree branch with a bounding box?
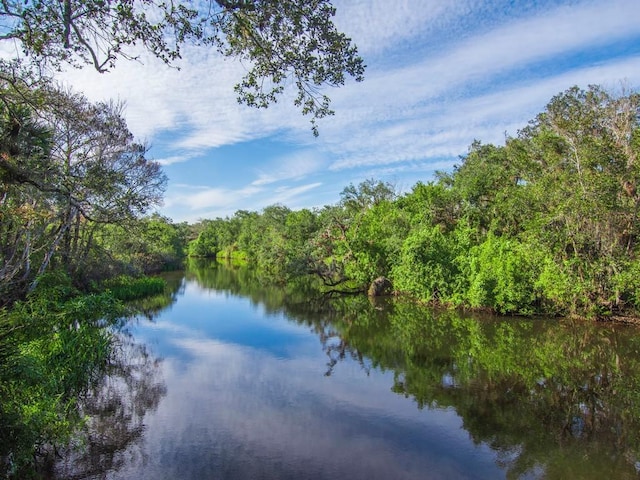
[0,0,365,131]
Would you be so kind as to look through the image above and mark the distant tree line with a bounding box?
[189,85,640,319]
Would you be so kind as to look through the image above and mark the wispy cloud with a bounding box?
[326,55,640,171]
[155,154,196,167]
[165,184,262,211]
[270,182,323,204]
[251,151,326,186]
[55,0,640,221]
[62,0,640,160]
[333,0,472,57]
[163,179,324,222]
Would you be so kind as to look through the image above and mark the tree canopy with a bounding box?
[0,0,365,132]
[0,78,168,302]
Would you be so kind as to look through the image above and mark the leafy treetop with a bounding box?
[0,0,365,134]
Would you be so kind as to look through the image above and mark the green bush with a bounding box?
[392,225,460,303]
[465,235,543,315]
[0,287,121,477]
[0,271,167,477]
[100,275,166,302]
[534,257,580,315]
[611,259,640,310]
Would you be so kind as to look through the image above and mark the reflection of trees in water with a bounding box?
[316,318,371,377]
[314,300,640,479]
[186,258,324,315]
[184,261,640,477]
[53,332,166,479]
[128,271,186,322]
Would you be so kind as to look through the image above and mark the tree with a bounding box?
[0,0,365,132]
[392,224,461,304]
[283,208,319,266]
[0,87,53,299]
[282,181,402,291]
[0,81,166,300]
[516,86,640,312]
[397,181,460,231]
[99,214,188,273]
[340,178,396,214]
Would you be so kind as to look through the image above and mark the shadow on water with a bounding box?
[53,333,167,479]
[49,280,183,479]
[57,259,640,479]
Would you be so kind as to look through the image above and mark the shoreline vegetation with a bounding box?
[0,273,166,477]
[187,86,640,323]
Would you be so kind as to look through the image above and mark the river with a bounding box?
[55,261,640,479]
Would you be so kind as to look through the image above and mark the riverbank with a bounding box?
[0,273,166,478]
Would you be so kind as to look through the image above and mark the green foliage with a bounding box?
[340,178,396,213]
[0,269,169,477]
[0,0,364,133]
[174,85,640,318]
[397,181,459,230]
[224,0,365,134]
[189,225,220,258]
[0,78,171,301]
[96,215,188,277]
[0,0,363,298]
[0,282,123,476]
[533,257,578,316]
[392,225,460,304]
[99,275,167,302]
[465,235,544,314]
[188,214,245,260]
[343,199,409,286]
[611,259,640,310]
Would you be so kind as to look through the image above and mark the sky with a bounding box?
[59,0,640,223]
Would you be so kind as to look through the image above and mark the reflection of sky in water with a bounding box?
[131,281,318,362]
[113,277,505,480]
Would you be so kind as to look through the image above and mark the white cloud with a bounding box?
[155,154,195,166]
[270,182,323,204]
[163,179,324,222]
[325,54,640,171]
[31,0,640,147]
[361,160,461,181]
[251,151,327,186]
[47,0,640,222]
[165,184,262,211]
[332,0,471,56]
[170,183,212,190]
[437,0,640,84]
[59,0,640,162]
[60,45,277,143]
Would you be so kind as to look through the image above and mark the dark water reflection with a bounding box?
[58,261,640,479]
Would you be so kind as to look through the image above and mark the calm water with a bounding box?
[56,262,640,479]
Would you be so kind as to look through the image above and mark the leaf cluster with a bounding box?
[0,0,365,132]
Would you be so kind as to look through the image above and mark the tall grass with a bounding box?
[98,275,166,302]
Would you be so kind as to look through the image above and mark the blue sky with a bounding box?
[62,0,640,223]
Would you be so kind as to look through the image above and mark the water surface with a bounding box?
[57,262,640,479]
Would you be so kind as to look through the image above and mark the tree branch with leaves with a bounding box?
[0,0,365,133]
